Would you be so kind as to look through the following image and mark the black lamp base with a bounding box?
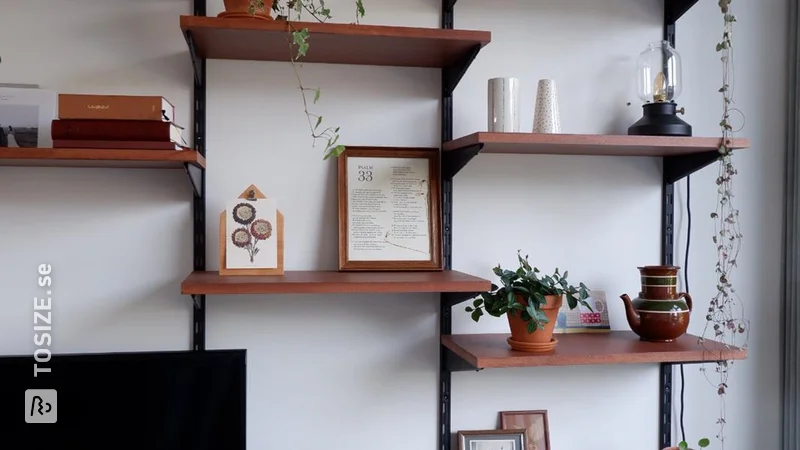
[628,102,692,137]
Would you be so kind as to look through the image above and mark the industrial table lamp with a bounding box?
[628,40,692,137]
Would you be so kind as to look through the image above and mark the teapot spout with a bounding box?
[620,294,641,332]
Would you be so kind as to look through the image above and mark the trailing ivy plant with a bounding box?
[465,251,591,333]
[249,0,366,160]
[694,1,749,449]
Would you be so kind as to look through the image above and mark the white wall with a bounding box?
[0,0,784,449]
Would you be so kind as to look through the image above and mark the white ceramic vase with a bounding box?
[488,77,520,132]
[533,79,562,133]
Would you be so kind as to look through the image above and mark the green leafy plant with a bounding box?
[248,0,366,159]
[672,438,711,450]
[694,1,749,449]
[465,251,591,333]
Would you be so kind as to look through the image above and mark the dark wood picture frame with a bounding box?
[337,146,442,271]
[499,410,551,450]
[458,429,526,450]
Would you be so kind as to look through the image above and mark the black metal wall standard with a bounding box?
[659,10,678,448]
[191,0,207,352]
[439,2,455,450]
[659,363,674,449]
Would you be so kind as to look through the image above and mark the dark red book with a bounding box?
[53,140,184,150]
[51,119,184,143]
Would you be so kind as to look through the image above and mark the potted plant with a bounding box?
[465,251,591,352]
[219,0,272,19]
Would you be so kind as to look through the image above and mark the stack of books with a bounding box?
[52,94,188,150]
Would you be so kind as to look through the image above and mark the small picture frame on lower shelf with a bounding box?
[219,184,284,276]
[458,429,526,450]
[499,410,550,450]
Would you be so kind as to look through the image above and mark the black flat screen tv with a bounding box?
[0,349,246,450]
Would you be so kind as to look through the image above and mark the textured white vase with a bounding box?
[533,79,562,133]
[488,77,520,132]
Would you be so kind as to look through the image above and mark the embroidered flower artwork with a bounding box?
[229,202,273,263]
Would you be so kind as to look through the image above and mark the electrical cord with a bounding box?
[679,175,691,444]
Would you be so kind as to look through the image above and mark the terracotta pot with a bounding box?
[507,294,562,344]
[620,265,693,343]
[220,0,272,18]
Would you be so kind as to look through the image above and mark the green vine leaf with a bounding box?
[313,87,321,104]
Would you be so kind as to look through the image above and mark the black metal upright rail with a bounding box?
[439,3,455,450]
[659,9,679,449]
[187,0,207,352]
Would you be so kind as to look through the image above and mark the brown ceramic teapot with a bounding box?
[620,266,692,342]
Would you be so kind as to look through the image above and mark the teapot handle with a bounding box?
[679,292,693,311]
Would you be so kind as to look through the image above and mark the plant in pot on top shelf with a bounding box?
[222,0,367,160]
[465,251,592,353]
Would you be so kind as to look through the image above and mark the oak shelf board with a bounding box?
[181,270,492,295]
[180,15,491,68]
[443,132,750,157]
[441,331,747,370]
[0,148,206,169]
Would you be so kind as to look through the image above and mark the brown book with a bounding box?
[51,120,184,143]
[53,140,185,150]
[58,94,176,122]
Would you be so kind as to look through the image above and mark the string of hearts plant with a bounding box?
[684,1,749,449]
[249,0,366,160]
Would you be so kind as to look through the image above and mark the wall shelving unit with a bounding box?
[180,1,749,449]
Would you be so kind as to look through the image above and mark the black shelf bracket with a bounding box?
[663,151,721,184]
[442,143,483,180]
[191,0,207,352]
[441,292,481,309]
[443,0,458,14]
[184,163,203,198]
[665,0,699,24]
[442,345,482,373]
[184,31,204,87]
[443,45,482,97]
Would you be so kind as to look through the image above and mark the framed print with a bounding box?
[219,184,285,276]
[337,147,442,271]
[0,86,57,148]
[499,410,551,450]
[458,429,526,450]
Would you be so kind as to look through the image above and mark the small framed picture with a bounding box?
[458,429,526,450]
[0,86,57,148]
[499,410,550,450]
[337,146,442,271]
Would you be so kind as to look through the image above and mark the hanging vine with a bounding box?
[250,0,366,159]
[692,1,750,448]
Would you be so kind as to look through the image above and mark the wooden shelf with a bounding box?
[441,133,750,182]
[181,16,490,68]
[182,270,491,295]
[0,148,206,169]
[443,132,750,157]
[447,0,697,25]
[441,331,747,371]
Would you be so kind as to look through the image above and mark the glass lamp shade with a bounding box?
[636,40,682,103]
